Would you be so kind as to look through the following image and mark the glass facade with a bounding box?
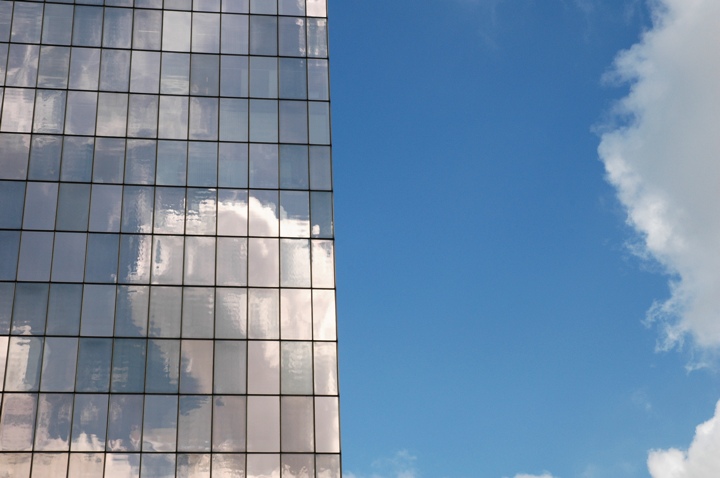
[0,0,340,476]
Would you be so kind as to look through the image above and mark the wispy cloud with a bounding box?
[510,474,557,478]
[597,0,720,354]
[648,400,720,477]
[344,450,418,478]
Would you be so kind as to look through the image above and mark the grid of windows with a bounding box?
[0,0,340,476]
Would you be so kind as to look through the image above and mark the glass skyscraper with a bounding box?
[0,0,340,476]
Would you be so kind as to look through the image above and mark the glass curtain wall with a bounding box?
[0,0,340,476]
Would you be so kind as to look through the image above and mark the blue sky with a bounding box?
[329,1,720,477]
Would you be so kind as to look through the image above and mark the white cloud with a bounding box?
[648,400,720,477]
[598,0,720,351]
[511,474,557,478]
[344,450,417,478]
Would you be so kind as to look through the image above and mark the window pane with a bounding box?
[249,57,277,98]
[280,289,312,340]
[308,59,329,100]
[33,90,66,134]
[184,236,216,285]
[307,18,328,58]
[11,283,48,336]
[215,288,247,339]
[46,284,82,335]
[281,342,312,395]
[180,340,213,392]
[6,44,39,87]
[0,394,37,451]
[309,101,331,145]
[12,3,42,43]
[149,287,182,338]
[71,394,108,451]
[281,239,311,287]
[34,394,73,451]
[93,138,125,183]
[190,54,219,96]
[159,96,189,139]
[189,97,219,140]
[279,58,307,100]
[250,16,277,55]
[133,9,162,50]
[279,101,308,144]
[154,187,186,234]
[69,48,100,90]
[212,396,246,452]
[89,184,122,232]
[106,395,143,451]
[38,46,69,89]
[51,233,87,283]
[312,239,335,288]
[248,238,278,287]
[1,88,35,133]
[312,289,336,340]
[0,181,25,229]
[96,94,128,137]
[279,0,305,15]
[127,94,159,138]
[214,341,246,394]
[74,287,111,340]
[114,285,149,337]
[28,135,62,181]
[56,183,90,231]
[125,140,157,184]
[130,51,160,93]
[248,288,278,339]
[64,91,98,136]
[4,337,43,391]
[192,13,220,53]
[249,99,278,143]
[73,6,103,47]
[0,134,31,179]
[157,141,188,186]
[145,339,180,393]
[122,186,155,233]
[219,98,249,142]
[178,396,212,452]
[249,144,278,188]
[281,397,314,452]
[181,287,214,338]
[220,56,248,97]
[218,143,248,188]
[163,11,191,51]
[247,341,279,394]
[247,396,279,452]
[311,191,334,238]
[111,339,147,392]
[217,190,248,236]
[314,342,338,395]
[142,395,178,451]
[42,4,73,45]
[279,17,306,57]
[104,8,133,48]
[75,338,112,392]
[17,231,53,282]
[221,14,248,54]
[40,337,78,392]
[249,190,279,237]
[60,137,93,182]
[0,231,20,280]
[161,52,190,94]
[187,142,218,187]
[151,235,184,284]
